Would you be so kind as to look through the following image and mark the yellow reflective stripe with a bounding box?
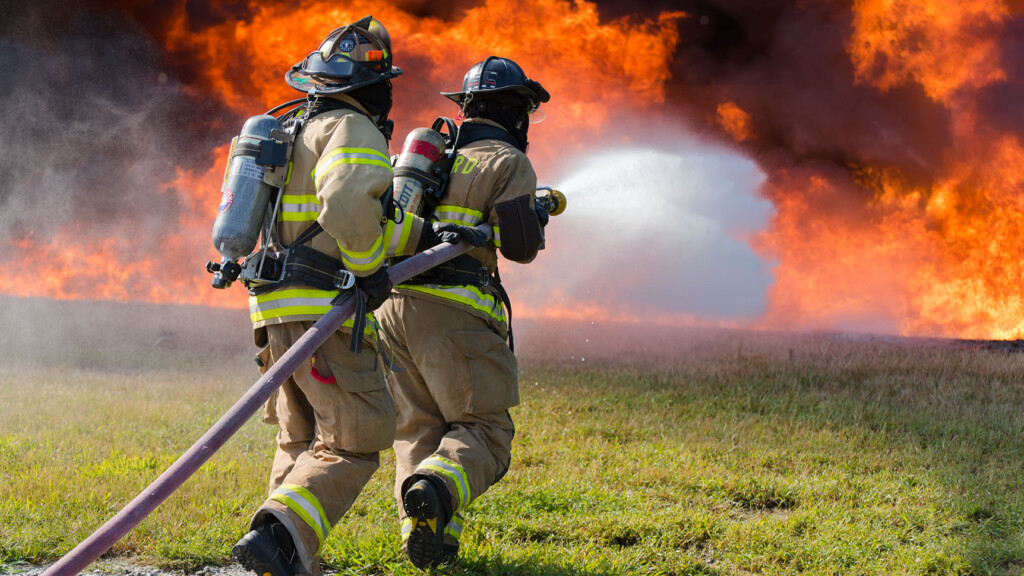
[282,194,320,204]
[313,147,393,189]
[434,205,484,226]
[252,305,331,323]
[248,290,377,333]
[252,288,337,303]
[250,290,336,322]
[398,285,506,323]
[418,455,470,508]
[445,512,464,540]
[338,236,385,272]
[492,225,502,247]
[384,214,414,256]
[278,194,321,222]
[401,517,413,542]
[279,211,319,222]
[270,483,331,545]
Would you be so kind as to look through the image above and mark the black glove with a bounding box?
[433,221,488,246]
[416,221,488,251]
[536,205,549,228]
[355,267,393,311]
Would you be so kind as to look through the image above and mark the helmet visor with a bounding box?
[302,52,359,78]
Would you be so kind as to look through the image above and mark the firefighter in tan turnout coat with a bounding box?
[377,56,551,569]
[232,17,426,576]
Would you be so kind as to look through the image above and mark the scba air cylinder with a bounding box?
[393,127,447,215]
[212,115,285,262]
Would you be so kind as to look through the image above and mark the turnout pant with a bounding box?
[377,292,518,547]
[251,321,395,575]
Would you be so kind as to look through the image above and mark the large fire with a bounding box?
[2,0,1023,339]
[753,0,1024,338]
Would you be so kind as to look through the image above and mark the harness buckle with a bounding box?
[474,267,491,287]
[335,269,356,290]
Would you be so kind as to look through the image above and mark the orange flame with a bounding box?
[6,0,1024,340]
[0,0,683,313]
[848,0,1008,103]
[716,101,753,142]
[754,0,1024,338]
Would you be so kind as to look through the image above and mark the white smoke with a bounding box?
[504,131,773,323]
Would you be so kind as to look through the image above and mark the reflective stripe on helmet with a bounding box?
[416,456,471,509]
[270,483,332,546]
[313,147,393,190]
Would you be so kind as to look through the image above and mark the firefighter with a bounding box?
[376,56,551,569]
[232,17,428,576]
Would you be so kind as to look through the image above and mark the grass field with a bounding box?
[1,297,1023,575]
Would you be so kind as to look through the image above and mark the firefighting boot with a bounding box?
[233,521,297,576]
[403,477,452,570]
[440,540,459,566]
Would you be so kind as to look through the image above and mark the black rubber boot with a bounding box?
[233,521,296,576]
[440,541,459,566]
[403,478,449,570]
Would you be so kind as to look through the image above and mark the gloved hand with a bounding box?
[416,221,488,251]
[355,267,393,311]
[433,222,488,246]
[536,205,549,228]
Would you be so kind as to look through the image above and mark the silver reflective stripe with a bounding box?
[384,216,413,257]
[418,455,471,508]
[282,201,322,213]
[434,205,484,226]
[445,512,465,539]
[337,236,385,273]
[248,289,339,323]
[398,284,506,323]
[251,294,335,313]
[314,147,393,189]
[270,484,330,545]
[401,517,413,542]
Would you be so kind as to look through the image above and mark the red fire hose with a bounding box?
[42,226,492,576]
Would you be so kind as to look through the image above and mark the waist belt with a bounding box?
[248,244,354,296]
[403,254,490,287]
[401,255,517,352]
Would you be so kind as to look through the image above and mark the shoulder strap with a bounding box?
[284,220,324,250]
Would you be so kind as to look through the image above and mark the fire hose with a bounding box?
[42,225,492,576]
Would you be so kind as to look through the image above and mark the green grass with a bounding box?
[1,300,1024,575]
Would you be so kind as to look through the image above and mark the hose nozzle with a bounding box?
[535,187,566,216]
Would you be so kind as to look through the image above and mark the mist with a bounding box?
[506,127,773,323]
[0,1,228,248]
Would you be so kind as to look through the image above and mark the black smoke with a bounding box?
[0,0,230,250]
[597,0,1024,189]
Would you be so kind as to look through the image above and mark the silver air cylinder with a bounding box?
[212,115,283,260]
[393,127,447,215]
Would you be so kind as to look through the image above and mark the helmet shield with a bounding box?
[285,17,400,95]
[442,56,550,111]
